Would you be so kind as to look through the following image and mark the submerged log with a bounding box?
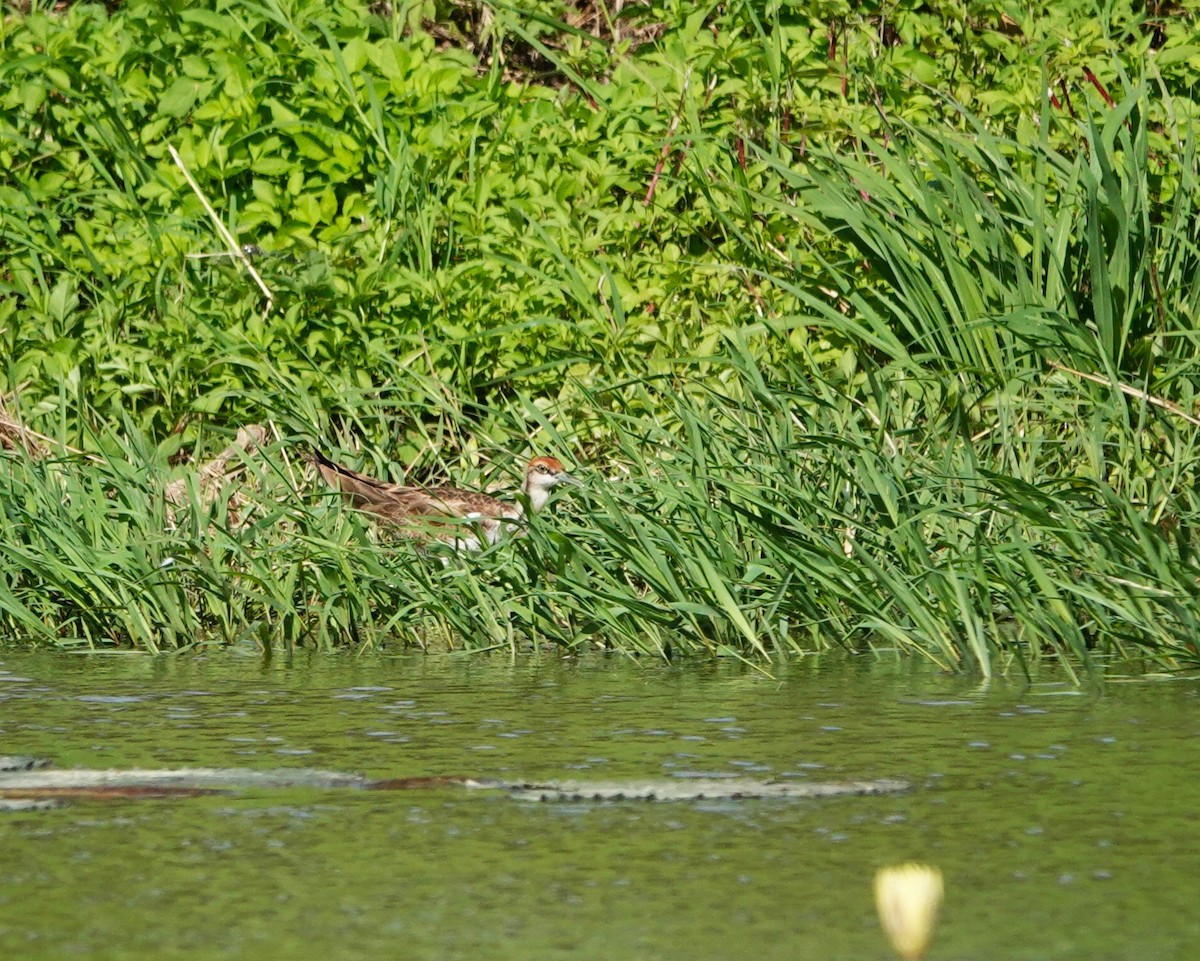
[0,766,366,792]
[498,777,911,803]
[0,762,909,805]
[0,755,51,772]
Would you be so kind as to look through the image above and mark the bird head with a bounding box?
[522,456,581,510]
[525,456,579,488]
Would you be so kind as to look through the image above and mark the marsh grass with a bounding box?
[3,306,1199,673]
[1,3,1198,672]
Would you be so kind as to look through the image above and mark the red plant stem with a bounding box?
[841,24,849,98]
[644,69,692,206]
[1058,77,1077,119]
[1083,67,1115,107]
[644,107,683,205]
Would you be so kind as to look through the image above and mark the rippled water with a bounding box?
[0,652,1196,961]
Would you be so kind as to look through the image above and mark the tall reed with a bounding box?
[1,2,1197,673]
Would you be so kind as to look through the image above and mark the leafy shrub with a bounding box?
[1,0,1198,670]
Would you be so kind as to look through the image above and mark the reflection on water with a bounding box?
[0,653,1197,961]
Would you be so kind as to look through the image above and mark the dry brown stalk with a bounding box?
[164,424,269,525]
[0,391,102,461]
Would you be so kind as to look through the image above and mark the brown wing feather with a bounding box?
[309,449,509,526]
[309,449,403,513]
[423,487,510,517]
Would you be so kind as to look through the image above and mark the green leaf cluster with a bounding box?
[0,0,1198,671]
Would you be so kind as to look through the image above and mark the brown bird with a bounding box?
[309,449,580,549]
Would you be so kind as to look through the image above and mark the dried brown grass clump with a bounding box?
[164,424,269,526]
[0,392,51,458]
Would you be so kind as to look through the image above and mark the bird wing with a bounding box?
[309,449,404,512]
[422,487,511,519]
[309,450,510,528]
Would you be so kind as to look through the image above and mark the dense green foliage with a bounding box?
[1,0,1198,675]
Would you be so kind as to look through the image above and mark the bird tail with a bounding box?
[307,447,394,506]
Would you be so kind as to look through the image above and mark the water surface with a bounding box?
[0,653,1196,961]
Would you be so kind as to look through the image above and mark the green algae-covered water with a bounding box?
[0,653,1196,961]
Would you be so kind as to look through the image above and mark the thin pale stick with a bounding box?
[168,144,274,312]
[1050,361,1200,427]
[0,391,103,462]
[0,414,102,461]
